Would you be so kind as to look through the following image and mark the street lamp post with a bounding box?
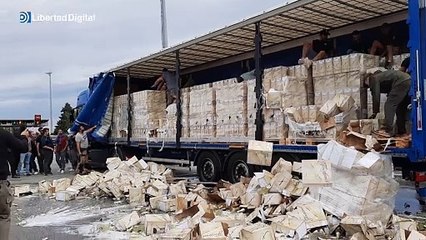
[160,0,168,48]
[45,72,53,131]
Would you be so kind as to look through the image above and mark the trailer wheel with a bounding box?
[197,151,221,182]
[227,152,253,183]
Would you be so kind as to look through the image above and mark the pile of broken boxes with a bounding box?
[36,141,425,239]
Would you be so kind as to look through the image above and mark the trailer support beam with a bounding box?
[254,22,264,141]
[126,68,132,145]
[176,50,182,148]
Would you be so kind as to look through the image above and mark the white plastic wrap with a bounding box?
[316,145,398,225]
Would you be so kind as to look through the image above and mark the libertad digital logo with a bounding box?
[20,11,32,23]
[19,11,96,24]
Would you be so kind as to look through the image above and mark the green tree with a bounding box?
[54,103,74,134]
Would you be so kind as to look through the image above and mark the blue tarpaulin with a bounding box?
[70,72,115,142]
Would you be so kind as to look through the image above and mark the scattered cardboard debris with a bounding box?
[31,144,412,240]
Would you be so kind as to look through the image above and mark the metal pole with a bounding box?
[46,72,53,131]
[175,50,182,148]
[127,68,132,145]
[160,0,168,48]
[254,22,264,141]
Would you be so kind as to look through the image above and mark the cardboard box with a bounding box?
[55,191,76,201]
[270,216,307,238]
[262,193,283,206]
[270,172,292,193]
[247,140,273,166]
[271,158,292,175]
[38,180,51,194]
[158,198,176,212]
[302,160,332,186]
[14,185,31,197]
[145,214,172,235]
[106,157,122,171]
[230,182,246,198]
[199,222,226,240]
[161,228,192,240]
[245,191,262,207]
[240,222,275,240]
[52,178,71,192]
[129,187,145,206]
[115,211,140,231]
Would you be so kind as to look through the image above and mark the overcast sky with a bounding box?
[0,0,287,126]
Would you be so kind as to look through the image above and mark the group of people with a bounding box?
[10,124,96,178]
[300,23,402,68]
[300,24,411,138]
[0,124,97,239]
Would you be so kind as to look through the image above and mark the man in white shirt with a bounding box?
[75,125,96,174]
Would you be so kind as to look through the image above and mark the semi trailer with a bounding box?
[71,0,426,189]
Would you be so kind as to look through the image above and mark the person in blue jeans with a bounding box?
[17,130,32,176]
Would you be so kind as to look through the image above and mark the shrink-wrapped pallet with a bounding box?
[131,90,166,139]
[281,76,307,109]
[111,95,128,138]
[247,80,257,139]
[263,109,287,141]
[181,88,190,138]
[163,88,190,140]
[214,80,248,140]
[247,80,288,141]
[186,86,216,140]
[349,53,380,72]
[264,66,288,92]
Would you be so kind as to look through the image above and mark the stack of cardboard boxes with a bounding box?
[131,90,166,140]
[214,78,248,141]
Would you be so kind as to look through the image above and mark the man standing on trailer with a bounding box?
[366,68,411,137]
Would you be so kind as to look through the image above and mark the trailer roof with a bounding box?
[110,0,408,79]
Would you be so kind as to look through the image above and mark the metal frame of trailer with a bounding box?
[100,0,426,182]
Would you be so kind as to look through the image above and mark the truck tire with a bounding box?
[197,151,221,182]
[226,151,253,183]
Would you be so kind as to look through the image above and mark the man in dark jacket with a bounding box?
[0,128,29,239]
[366,69,411,137]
